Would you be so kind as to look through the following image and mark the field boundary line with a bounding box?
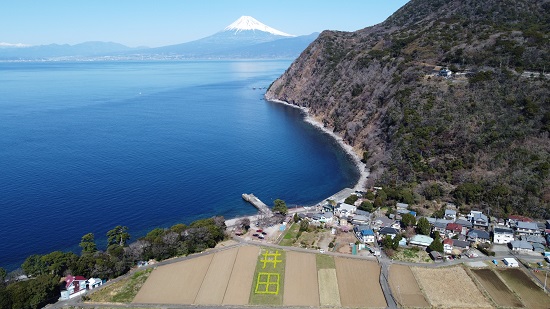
[493,268,527,307]
[221,247,240,304]
[464,266,496,307]
[192,252,215,304]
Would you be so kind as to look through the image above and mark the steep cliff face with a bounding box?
[266,0,550,217]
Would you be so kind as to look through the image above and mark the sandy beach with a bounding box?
[225,96,370,228]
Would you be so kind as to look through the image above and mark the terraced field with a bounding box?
[131,246,385,307]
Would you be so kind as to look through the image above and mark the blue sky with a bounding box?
[1,1,409,47]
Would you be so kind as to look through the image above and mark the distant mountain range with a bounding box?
[0,16,318,61]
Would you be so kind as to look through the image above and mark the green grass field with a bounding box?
[87,268,152,303]
[278,223,299,246]
[316,253,335,270]
[249,248,286,305]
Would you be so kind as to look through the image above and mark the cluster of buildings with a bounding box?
[59,275,104,300]
[299,192,550,258]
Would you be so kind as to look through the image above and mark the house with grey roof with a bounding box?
[472,213,489,230]
[432,221,447,235]
[444,209,457,220]
[532,242,545,253]
[396,202,409,209]
[467,229,491,244]
[510,240,533,252]
[515,221,541,236]
[455,218,473,229]
[355,209,371,217]
[452,239,470,251]
[351,214,371,225]
[372,216,398,230]
[311,212,333,223]
[378,227,400,240]
[429,250,443,260]
[522,235,546,245]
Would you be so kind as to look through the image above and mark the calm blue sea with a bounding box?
[0,60,358,271]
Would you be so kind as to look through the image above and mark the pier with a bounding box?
[242,193,273,215]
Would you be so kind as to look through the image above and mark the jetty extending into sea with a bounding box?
[242,193,272,215]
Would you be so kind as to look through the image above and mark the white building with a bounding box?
[493,227,514,244]
[503,258,519,267]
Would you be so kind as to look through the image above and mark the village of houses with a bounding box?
[287,188,550,264]
[57,187,550,308]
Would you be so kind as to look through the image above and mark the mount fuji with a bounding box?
[144,16,317,59]
[0,16,318,60]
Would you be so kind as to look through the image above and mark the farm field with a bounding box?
[318,269,341,307]
[471,268,523,308]
[412,266,492,308]
[388,264,429,308]
[335,257,386,308]
[283,251,319,306]
[194,248,238,305]
[249,248,286,306]
[133,252,213,304]
[133,246,258,306]
[222,246,260,305]
[316,254,340,307]
[498,268,550,309]
[129,245,386,308]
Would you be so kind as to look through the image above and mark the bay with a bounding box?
[0,60,358,271]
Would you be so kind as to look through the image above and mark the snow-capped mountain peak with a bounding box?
[223,16,295,37]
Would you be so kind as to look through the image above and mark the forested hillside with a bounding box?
[267,0,550,218]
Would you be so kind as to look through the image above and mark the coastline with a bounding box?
[226,95,370,228]
[265,97,369,192]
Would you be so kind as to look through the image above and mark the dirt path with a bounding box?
[283,251,319,307]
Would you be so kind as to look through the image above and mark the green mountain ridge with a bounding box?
[266,0,550,218]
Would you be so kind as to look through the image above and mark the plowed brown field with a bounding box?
[283,251,319,306]
[194,247,238,305]
[389,264,429,308]
[222,246,260,305]
[471,268,522,308]
[412,266,491,308]
[132,253,213,304]
[335,257,386,308]
[498,268,550,309]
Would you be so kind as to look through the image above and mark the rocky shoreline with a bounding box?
[265,96,369,192]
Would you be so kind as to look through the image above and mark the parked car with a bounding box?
[252,233,258,237]
[261,231,267,235]
[256,229,263,233]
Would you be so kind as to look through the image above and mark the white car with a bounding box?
[319,249,325,253]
